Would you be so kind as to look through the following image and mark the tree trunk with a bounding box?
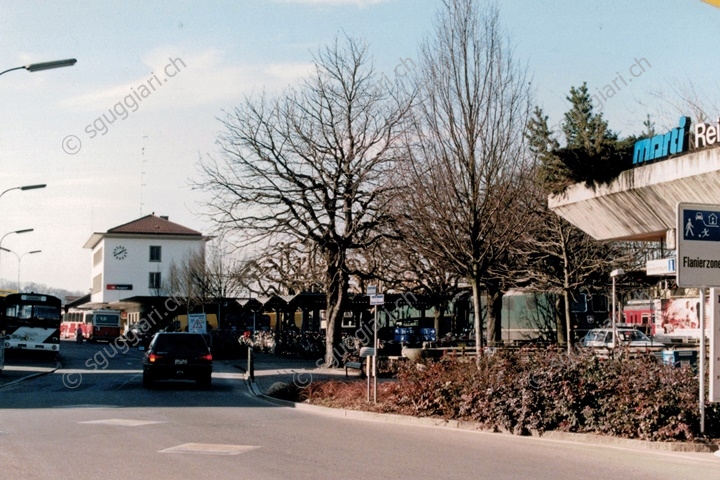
[555,294,567,347]
[324,249,348,367]
[485,282,503,346]
[432,297,448,341]
[563,289,572,354]
[471,279,484,357]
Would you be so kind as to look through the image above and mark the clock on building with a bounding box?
[113,245,128,260]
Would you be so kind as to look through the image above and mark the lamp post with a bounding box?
[610,268,625,351]
[0,184,47,200]
[0,58,77,77]
[0,248,41,292]
[0,229,34,281]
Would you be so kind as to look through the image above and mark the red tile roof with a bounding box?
[107,214,202,236]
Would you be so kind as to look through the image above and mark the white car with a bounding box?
[582,328,663,349]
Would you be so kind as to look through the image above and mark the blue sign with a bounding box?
[633,116,690,165]
[682,209,720,241]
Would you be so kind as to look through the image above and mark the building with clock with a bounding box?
[83,214,208,304]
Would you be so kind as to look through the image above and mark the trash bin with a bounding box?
[661,349,698,370]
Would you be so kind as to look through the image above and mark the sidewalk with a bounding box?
[242,351,365,394]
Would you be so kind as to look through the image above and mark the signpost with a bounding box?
[367,287,382,403]
[676,202,720,433]
[711,288,720,404]
[188,313,207,334]
[646,258,676,276]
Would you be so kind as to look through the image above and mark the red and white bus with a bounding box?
[61,309,122,342]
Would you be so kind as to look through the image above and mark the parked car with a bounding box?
[582,327,664,350]
[141,332,213,388]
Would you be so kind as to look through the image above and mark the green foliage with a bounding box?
[526,106,567,192]
[531,83,638,195]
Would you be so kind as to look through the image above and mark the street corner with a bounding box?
[0,362,60,389]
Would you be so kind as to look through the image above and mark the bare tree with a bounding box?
[197,35,409,366]
[523,102,645,350]
[402,0,532,354]
[164,242,251,321]
[249,241,325,296]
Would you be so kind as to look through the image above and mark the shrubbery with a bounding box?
[299,348,720,442]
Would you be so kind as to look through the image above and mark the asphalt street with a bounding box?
[1,340,720,480]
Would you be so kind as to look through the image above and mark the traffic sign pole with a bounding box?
[700,288,706,434]
[676,203,720,435]
[373,304,378,404]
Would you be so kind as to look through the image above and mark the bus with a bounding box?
[1,292,62,353]
[61,309,122,342]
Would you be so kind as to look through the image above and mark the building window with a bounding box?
[93,247,103,266]
[149,272,161,289]
[149,245,162,262]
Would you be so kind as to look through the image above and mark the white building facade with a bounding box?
[83,214,207,304]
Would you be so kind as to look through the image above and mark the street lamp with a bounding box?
[0,228,34,280]
[0,184,47,200]
[0,58,77,77]
[610,268,625,350]
[0,248,41,292]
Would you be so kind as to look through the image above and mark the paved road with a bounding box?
[1,340,719,479]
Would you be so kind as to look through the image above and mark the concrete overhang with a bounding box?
[548,147,720,242]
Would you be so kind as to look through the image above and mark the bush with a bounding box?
[300,348,718,442]
[386,348,716,441]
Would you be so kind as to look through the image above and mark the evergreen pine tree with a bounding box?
[553,83,632,189]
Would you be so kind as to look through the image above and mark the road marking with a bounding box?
[79,419,165,427]
[212,372,245,380]
[159,443,260,455]
[53,404,121,409]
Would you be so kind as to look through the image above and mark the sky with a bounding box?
[0,0,718,293]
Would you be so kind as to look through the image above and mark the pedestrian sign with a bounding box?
[677,203,720,287]
[188,313,207,334]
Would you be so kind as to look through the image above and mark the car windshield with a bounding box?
[94,314,119,326]
[618,330,650,343]
[152,334,208,354]
[584,331,605,343]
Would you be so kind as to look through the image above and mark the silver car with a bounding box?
[582,328,663,349]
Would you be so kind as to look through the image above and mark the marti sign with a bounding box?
[633,116,720,166]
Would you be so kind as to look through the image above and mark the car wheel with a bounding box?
[142,372,154,387]
[197,374,212,388]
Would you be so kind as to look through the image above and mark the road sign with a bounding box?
[369,294,384,305]
[677,203,720,287]
[367,285,377,296]
[646,258,676,276]
[188,313,207,334]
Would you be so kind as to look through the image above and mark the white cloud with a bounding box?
[59,48,314,113]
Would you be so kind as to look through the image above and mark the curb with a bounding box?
[245,376,719,454]
[0,360,62,390]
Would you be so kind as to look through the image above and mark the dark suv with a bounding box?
[142,332,213,387]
